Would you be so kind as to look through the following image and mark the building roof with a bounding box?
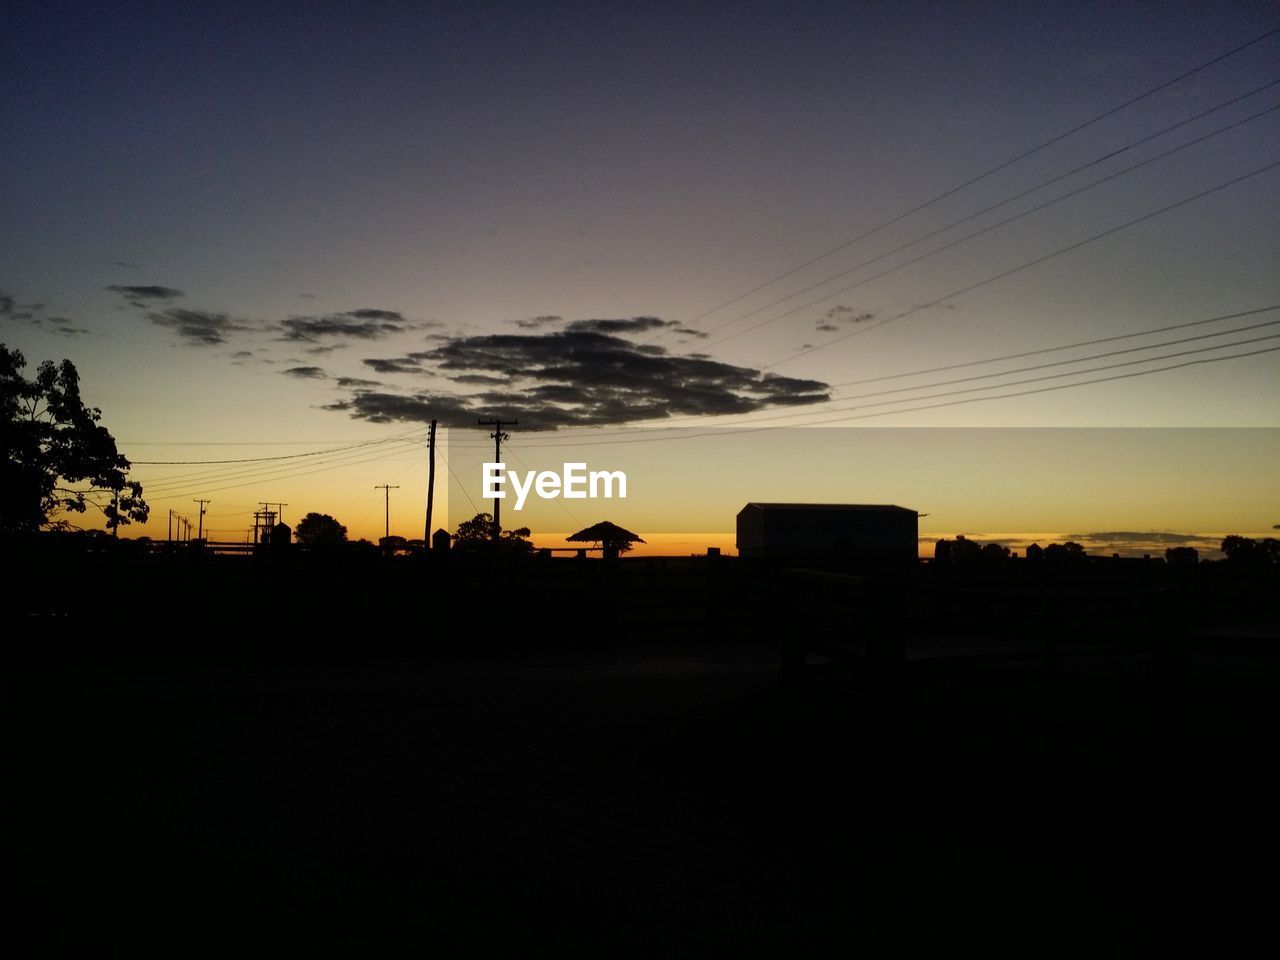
[740,502,917,514]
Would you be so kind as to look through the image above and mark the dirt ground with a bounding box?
[4,633,1275,957]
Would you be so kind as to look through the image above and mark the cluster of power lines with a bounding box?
[124,25,1279,495]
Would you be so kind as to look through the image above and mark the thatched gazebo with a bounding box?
[566,521,645,559]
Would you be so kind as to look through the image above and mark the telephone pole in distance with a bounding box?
[478,418,516,541]
[193,499,211,541]
[374,484,399,541]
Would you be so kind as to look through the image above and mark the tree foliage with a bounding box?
[295,512,348,546]
[1221,535,1280,564]
[453,512,534,553]
[1,344,148,534]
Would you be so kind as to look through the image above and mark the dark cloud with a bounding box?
[281,313,404,342]
[336,376,381,388]
[512,315,563,329]
[362,357,423,375]
[231,350,254,359]
[108,284,185,304]
[278,308,442,344]
[304,344,349,355]
[147,308,253,346]
[562,316,707,339]
[815,323,838,333]
[328,320,829,430]
[565,316,667,335]
[672,325,708,339]
[448,373,511,385]
[283,366,328,379]
[344,308,404,321]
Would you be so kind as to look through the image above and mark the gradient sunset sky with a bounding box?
[2,1,1277,550]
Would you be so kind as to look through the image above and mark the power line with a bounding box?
[442,305,1280,450]
[763,158,1280,369]
[778,344,1280,427]
[796,333,1280,418]
[640,322,1280,432]
[498,305,1280,443]
[497,342,1280,448]
[832,318,1280,401]
[830,305,1280,387]
[136,435,425,493]
[699,96,1280,349]
[440,450,480,516]
[130,428,424,464]
[141,439,427,502]
[667,25,1280,332]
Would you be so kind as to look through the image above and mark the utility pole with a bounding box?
[168,508,173,544]
[193,499,211,541]
[112,487,120,538]
[253,505,278,545]
[478,418,516,540]
[425,419,438,543]
[374,483,399,541]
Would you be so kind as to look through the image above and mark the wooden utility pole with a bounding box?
[168,508,173,543]
[424,419,438,543]
[375,483,399,541]
[477,418,516,541]
[193,499,211,541]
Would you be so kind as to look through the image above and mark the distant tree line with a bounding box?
[1220,535,1280,565]
[933,533,1280,566]
[933,535,1089,566]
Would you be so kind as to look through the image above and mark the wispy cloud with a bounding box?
[147,308,254,346]
[362,356,424,375]
[512,314,563,329]
[108,284,185,305]
[820,305,874,329]
[279,309,441,344]
[282,365,328,379]
[1,291,89,336]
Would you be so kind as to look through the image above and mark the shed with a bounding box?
[736,503,918,568]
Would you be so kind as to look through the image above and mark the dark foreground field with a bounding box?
[4,555,1278,956]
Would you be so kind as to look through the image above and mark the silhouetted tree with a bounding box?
[1025,542,1044,561]
[1044,541,1087,564]
[1221,535,1279,564]
[454,512,534,554]
[1165,545,1198,564]
[1,343,148,534]
[295,512,347,546]
[980,542,1010,563]
[379,534,408,554]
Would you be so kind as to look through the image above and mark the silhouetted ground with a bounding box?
[3,550,1277,956]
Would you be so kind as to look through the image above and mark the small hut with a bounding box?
[567,521,645,560]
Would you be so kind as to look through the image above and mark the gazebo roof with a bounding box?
[566,521,645,544]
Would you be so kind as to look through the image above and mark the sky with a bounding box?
[2,1,1277,552]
